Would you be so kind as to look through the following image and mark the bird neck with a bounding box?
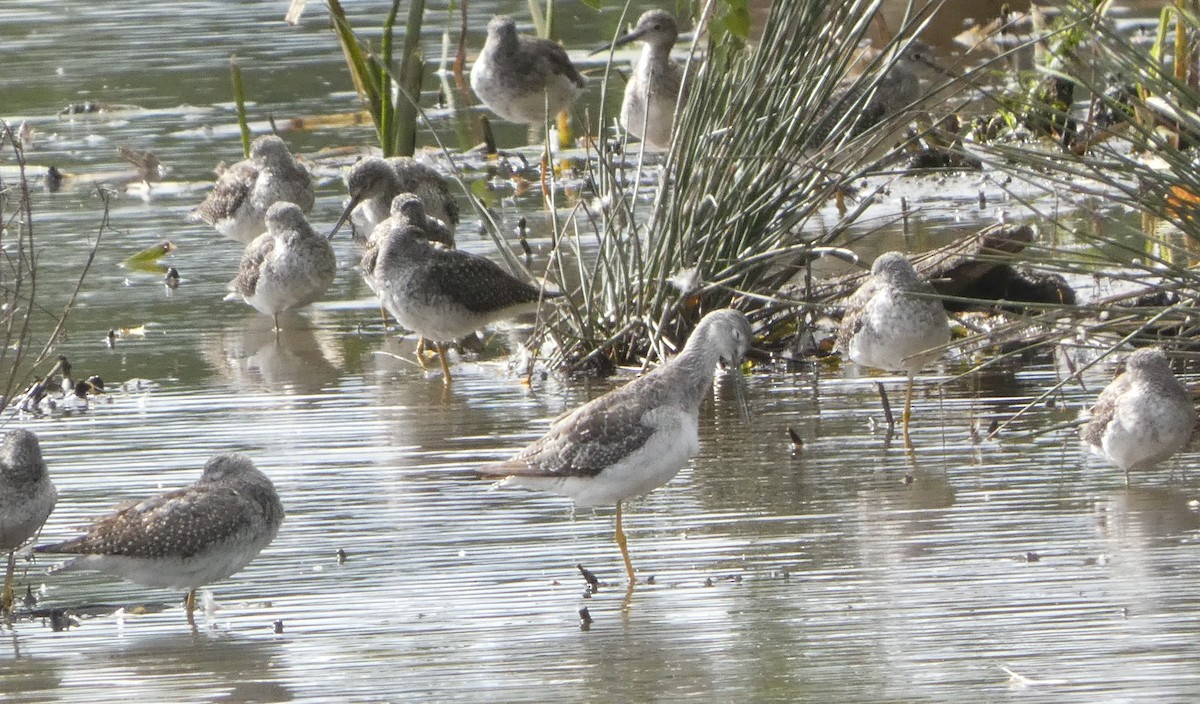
[642,41,672,64]
[492,31,521,56]
[664,327,722,410]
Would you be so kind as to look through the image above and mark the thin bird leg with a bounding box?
[378,302,390,331]
[614,501,636,588]
[185,589,197,624]
[875,382,895,429]
[415,337,428,368]
[556,109,571,150]
[437,342,453,385]
[1,552,15,614]
[902,372,915,450]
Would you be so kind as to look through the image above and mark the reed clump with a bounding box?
[537,0,954,374]
[328,0,425,158]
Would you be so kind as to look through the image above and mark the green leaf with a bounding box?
[122,241,176,271]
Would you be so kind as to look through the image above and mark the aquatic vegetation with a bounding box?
[328,0,425,157]
[539,0,953,374]
[0,124,103,413]
[963,0,1200,348]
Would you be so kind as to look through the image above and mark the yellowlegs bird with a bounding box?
[611,9,684,151]
[373,221,561,384]
[226,201,337,332]
[359,193,455,295]
[191,135,315,244]
[813,41,935,144]
[479,309,753,587]
[331,156,459,242]
[1080,347,1196,485]
[0,429,56,614]
[470,15,587,126]
[36,453,283,624]
[836,251,949,447]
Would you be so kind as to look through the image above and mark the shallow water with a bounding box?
[3,1,1200,702]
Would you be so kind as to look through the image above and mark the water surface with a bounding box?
[3,1,1199,702]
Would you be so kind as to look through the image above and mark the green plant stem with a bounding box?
[230,56,251,157]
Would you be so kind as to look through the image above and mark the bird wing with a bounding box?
[425,249,545,313]
[532,38,586,88]
[835,275,880,351]
[39,484,262,560]
[229,234,276,297]
[1080,373,1129,446]
[191,161,258,224]
[481,384,661,479]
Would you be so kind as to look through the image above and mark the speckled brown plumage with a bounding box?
[1,429,56,553]
[36,453,283,591]
[836,251,948,375]
[479,309,753,586]
[227,201,337,329]
[333,156,459,241]
[1080,347,1197,481]
[191,135,314,244]
[480,309,753,505]
[374,222,560,343]
[0,428,56,612]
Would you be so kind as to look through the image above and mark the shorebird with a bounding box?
[358,193,455,295]
[611,9,685,151]
[811,40,936,145]
[836,251,949,447]
[36,453,284,624]
[226,201,337,332]
[0,429,57,614]
[480,309,752,587]
[1081,347,1197,484]
[191,135,314,244]
[372,221,561,384]
[470,15,587,126]
[331,156,459,242]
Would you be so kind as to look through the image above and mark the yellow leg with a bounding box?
[902,373,915,450]
[186,589,197,624]
[437,342,453,385]
[379,303,390,331]
[556,109,572,150]
[2,552,15,614]
[615,501,636,588]
[415,337,429,369]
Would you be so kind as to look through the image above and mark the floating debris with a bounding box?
[274,619,285,634]
[578,607,592,631]
[123,240,177,271]
[787,426,804,454]
[164,267,181,290]
[336,548,347,564]
[43,166,63,192]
